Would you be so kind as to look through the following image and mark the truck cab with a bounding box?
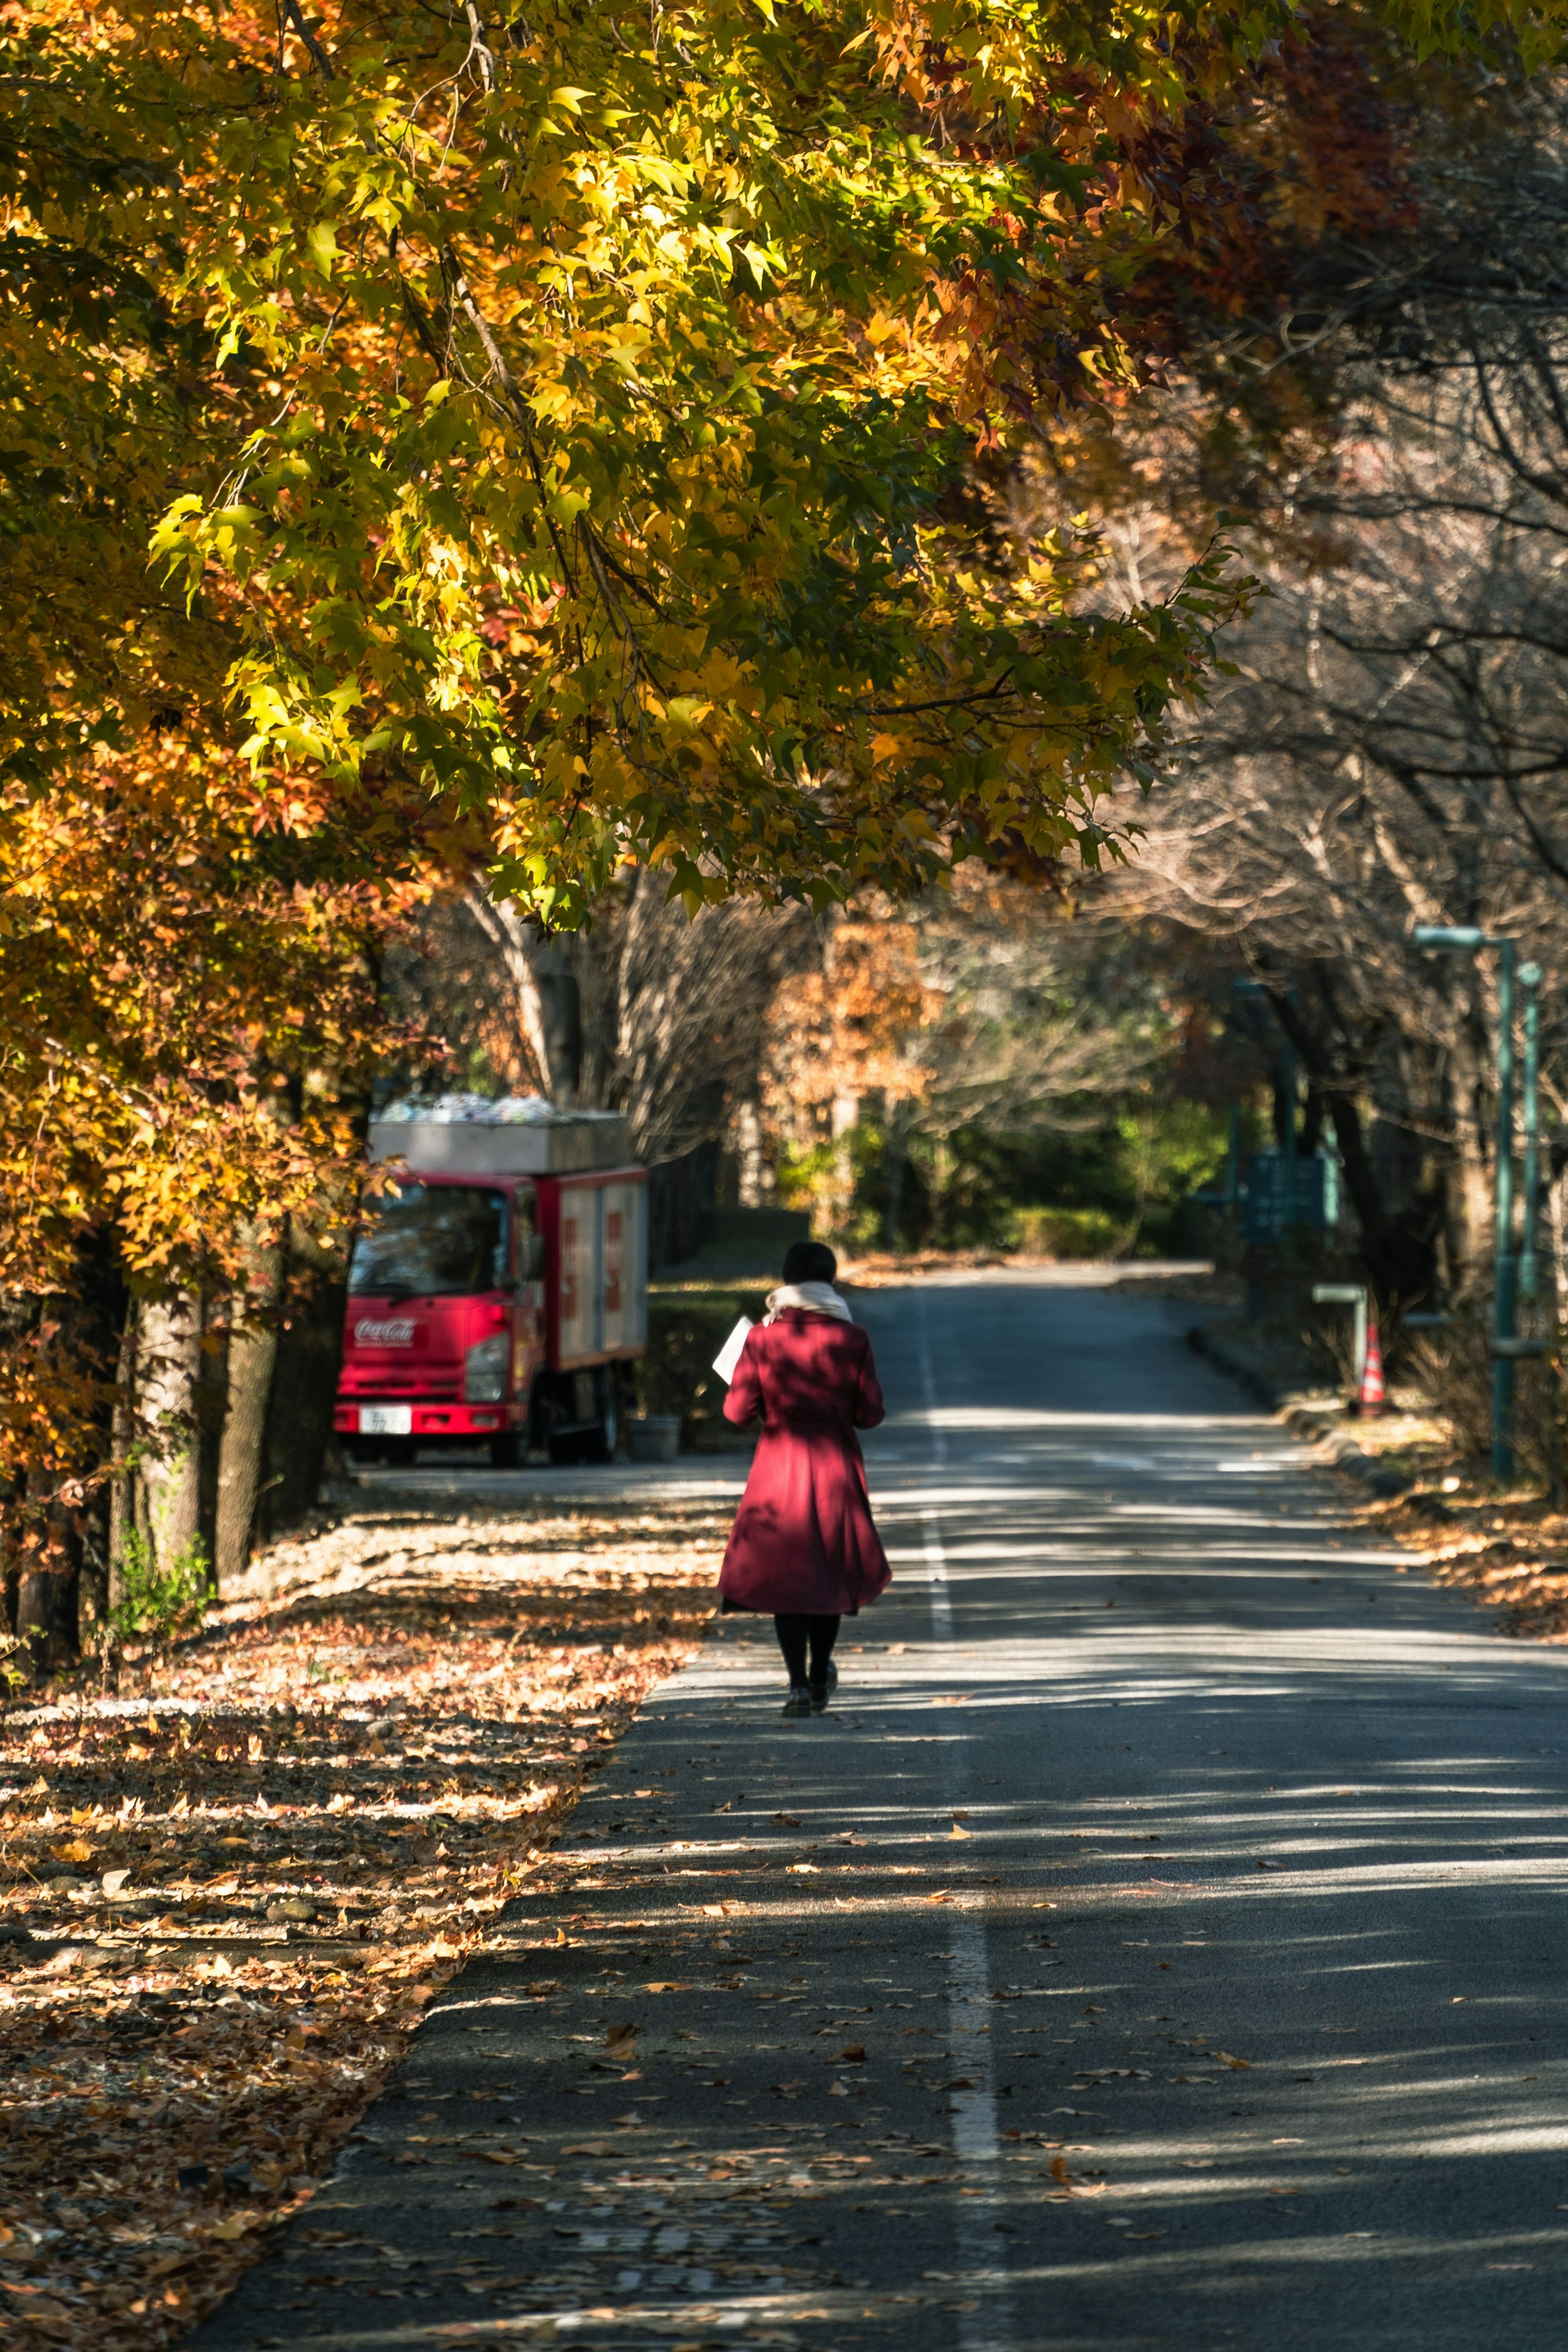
[334,1106,646,1467]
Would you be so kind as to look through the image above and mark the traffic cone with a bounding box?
[1356,1317,1387,1417]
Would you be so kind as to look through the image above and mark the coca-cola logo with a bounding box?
[355,1318,416,1348]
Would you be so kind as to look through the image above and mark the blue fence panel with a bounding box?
[1243,1152,1340,1243]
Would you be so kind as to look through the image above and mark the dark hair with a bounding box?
[782,1239,838,1286]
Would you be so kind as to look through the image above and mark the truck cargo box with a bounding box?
[543,1172,648,1365]
[368,1108,631,1176]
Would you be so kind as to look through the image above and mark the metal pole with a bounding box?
[1520,962,1542,1302]
[1493,940,1518,1479]
[1311,1284,1368,1404]
[1281,1047,1297,1232]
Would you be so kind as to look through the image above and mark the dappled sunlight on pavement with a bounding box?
[186,1276,1568,2351]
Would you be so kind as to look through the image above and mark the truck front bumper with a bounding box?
[334,1402,518,1439]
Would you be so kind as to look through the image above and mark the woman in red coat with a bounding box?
[718,1241,891,1714]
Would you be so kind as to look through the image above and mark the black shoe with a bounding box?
[782,1684,812,1717]
[808,1660,838,1712]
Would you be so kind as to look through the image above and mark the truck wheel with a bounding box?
[488,1431,522,1469]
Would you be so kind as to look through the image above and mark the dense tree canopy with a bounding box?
[4,0,1567,1591]
[12,0,1562,928]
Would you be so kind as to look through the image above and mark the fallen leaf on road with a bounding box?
[605,2023,639,2055]
[950,1824,971,1840]
[772,1813,801,1828]
[837,2044,866,2063]
[1216,2051,1252,2071]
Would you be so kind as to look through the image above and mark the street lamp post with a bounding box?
[1520,961,1543,1303]
[1413,925,1520,1478]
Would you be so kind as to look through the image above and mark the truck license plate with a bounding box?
[359,1405,413,1437]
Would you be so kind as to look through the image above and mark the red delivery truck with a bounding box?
[334,1103,647,1467]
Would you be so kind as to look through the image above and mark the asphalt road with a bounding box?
[192,1273,1568,2352]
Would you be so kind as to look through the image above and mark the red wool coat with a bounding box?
[717,1310,891,1616]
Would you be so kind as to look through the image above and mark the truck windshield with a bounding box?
[349,1183,509,1297]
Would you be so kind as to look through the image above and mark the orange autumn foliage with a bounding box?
[764,919,942,1123]
[0,737,442,1510]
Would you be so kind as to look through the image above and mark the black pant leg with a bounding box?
[807,1614,841,1676]
[774,1614,809,1683]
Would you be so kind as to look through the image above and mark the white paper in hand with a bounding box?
[712,1316,755,1386]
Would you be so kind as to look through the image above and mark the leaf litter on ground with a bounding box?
[1371,1485,1568,1642]
[0,1492,719,2349]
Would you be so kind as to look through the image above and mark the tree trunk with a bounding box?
[464,886,583,1102]
[883,1123,907,1251]
[108,1306,138,1616]
[732,1100,768,1208]
[1267,985,1443,1307]
[254,1219,352,1547]
[16,1561,62,1682]
[829,1089,858,1237]
[137,1294,208,1571]
[931,1133,952,1243]
[17,1474,80,1681]
[214,1234,284,1588]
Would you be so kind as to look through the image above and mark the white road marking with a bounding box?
[916,1294,1018,2352]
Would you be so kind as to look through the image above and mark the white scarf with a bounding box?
[764,1281,852,1324]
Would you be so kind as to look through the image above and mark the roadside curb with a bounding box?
[1186,1323,1446,1510]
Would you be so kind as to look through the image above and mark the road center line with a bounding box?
[916,1295,1017,2352]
